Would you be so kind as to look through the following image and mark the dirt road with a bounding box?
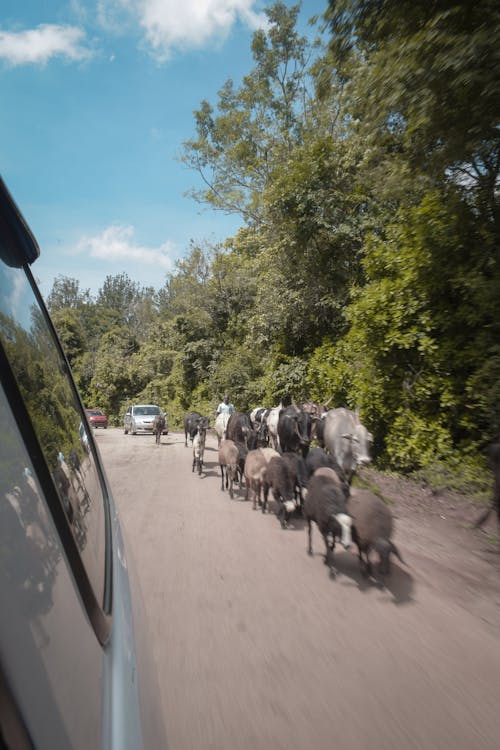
[95,428,500,750]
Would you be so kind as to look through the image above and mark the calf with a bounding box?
[262,456,296,529]
[304,473,352,575]
[347,489,405,578]
[152,414,166,445]
[184,411,202,447]
[192,423,208,475]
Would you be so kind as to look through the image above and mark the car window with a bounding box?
[0,263,109,612]
[141,406,160,415]
[0,380,105,747]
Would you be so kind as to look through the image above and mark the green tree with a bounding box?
[181,2,319,223]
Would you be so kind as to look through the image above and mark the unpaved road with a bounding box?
[95,428,500,750]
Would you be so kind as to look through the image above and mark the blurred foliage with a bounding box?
[46,2,498,491]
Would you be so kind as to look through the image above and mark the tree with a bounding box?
[181,2,319,223]
[46,275,91,312]
[326,0,500,216]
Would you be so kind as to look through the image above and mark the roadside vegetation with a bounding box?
[46,1,499,496]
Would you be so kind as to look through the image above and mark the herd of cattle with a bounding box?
[181,401,406,579]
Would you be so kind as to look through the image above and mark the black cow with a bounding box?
[184,411,204,447]
[226,412,258,450]
[277,403,316,458]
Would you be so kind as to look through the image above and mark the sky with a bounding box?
[0,0,327,299]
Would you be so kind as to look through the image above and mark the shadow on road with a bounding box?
[305,545,415,606]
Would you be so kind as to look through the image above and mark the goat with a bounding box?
[218,439,245,498]
[244,449,268,510]
[282,451,308,513]
[262,456,296,529]
[347,489,405,578]
[307,446,350,500]
[304,473,352,575]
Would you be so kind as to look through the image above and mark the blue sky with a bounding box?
[0,0,327,299]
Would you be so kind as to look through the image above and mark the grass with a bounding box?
[409,456,491,505]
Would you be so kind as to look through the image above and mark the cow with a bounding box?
[226,412,258,450]
[215,412,231,448]
[277,401,317,457]
[315,414,327,447]
[299,396,334,419]
[250,407,271,447]
[265,404,282,451]
[249,407,269,429]
[322,407,372,483]
[184,411,207,447]
[152,414,166,445]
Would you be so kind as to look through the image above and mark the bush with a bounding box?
[410,453,491,503]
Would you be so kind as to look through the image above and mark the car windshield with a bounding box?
[134,406,160,416]
[87,410,103,416]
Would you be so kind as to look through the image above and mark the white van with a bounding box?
[0,176,167,749]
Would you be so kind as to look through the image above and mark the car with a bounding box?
[0,175,167,749]
[85,408,108,429]
[124,404,168,435]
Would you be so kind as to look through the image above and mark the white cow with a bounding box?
[322,407,373,483]
[265,404,282,451]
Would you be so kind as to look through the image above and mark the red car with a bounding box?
[85,408,108,429]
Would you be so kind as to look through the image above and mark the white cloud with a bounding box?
[0,24,93,66]
[98,0,267,61]
[73,224,174,270]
